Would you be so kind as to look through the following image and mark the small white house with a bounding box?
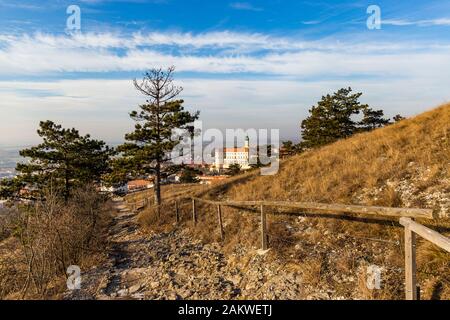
[165,174,181,183]
[100,184,128,194]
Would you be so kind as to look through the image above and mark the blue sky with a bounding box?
[0,0,450,146]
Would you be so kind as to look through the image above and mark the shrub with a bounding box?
[0,185,111,299]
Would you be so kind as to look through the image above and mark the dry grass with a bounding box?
[226,103,449,208]
[137,172,260,232]
[0,186,112,299]
[222,103,450,300]
[138,104,450,300]
[126,183,209,205]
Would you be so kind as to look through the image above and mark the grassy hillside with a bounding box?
[226,103,449,216]
[194,104,449,299]
[140,104,449,299]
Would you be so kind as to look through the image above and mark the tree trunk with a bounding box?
[154,93,162,218]
[64,167,69,203]
[154,161,161,218]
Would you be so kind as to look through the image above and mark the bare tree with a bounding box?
[118,66,199,210]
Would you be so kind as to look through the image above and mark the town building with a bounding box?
[127,179,154,192]
[100,184,128,194]
[214,136,251,170]
[198,175,229,185]
[100,179,153,194]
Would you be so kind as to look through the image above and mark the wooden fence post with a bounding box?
[404,221,417,300]
[156,205,161,220]
[260,204,268,250]
[217,204,224,241]
[175,201,180,223]
[192,198,197,225]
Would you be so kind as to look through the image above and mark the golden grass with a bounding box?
[125,183,205,204]
[226,103,449,208]
[139,103,450,300]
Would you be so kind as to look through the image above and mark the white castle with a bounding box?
[214,136,251,170]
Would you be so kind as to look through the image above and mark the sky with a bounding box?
[0,0,450,146]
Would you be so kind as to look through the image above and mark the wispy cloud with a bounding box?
[79,0,168,4]
[1,74,449,145]
[1,31,450,81]
[383,18,450,27]
[0,0,42,10]
[301,20,322,25]
[229,2,263,12]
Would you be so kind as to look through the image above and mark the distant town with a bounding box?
[1,137,287,200]
[0,147,22,179]
[101,136,285,195]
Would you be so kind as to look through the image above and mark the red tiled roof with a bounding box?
[224,147,248,153]
[199,176,228,181]
[128,180,151,187]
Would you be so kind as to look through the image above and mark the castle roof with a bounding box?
[224,147,248,153]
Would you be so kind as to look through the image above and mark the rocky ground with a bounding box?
[65,198,306,300]
[62,195,450,300]
[356,163,450,218]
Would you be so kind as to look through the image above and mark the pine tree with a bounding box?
[0,177,25,200]
[227,163,242,176]
[3,120,113,201]
[281,140,301,156]
[179,167,200,184]
[393,114,406,122]
[102,156,134,188]
[300,87,389,149]
[118,66,199,210]
[359,108,390,130]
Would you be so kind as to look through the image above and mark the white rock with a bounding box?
[256,249,271,255]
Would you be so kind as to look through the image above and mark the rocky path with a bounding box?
[66,198,304,300]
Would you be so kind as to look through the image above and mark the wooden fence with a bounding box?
[127,198,150,212]
[191,197,434,250]
[399,217,450,300]
[126,195,450,300]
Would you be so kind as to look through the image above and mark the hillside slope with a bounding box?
[226,103,450,217]
[140,104,449,300]
[190,103,450,300]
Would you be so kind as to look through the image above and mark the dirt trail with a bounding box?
[65,198,304,300]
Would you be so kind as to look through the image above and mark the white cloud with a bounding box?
[301,20,322,25]
[1,31,450,78]
[230,2,263,12]
[0,0,42,10]
[1,30,450,144]
[0,77,448,145]
[383,18,450,27]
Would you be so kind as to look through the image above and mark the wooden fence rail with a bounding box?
[190,197,444,300]
[191,198,434,219]
[125,193,447,301]
[127,198,149,212]
[399,217,450,300]
[191,197,434,252]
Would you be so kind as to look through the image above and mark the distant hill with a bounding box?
[0,147,23,179]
